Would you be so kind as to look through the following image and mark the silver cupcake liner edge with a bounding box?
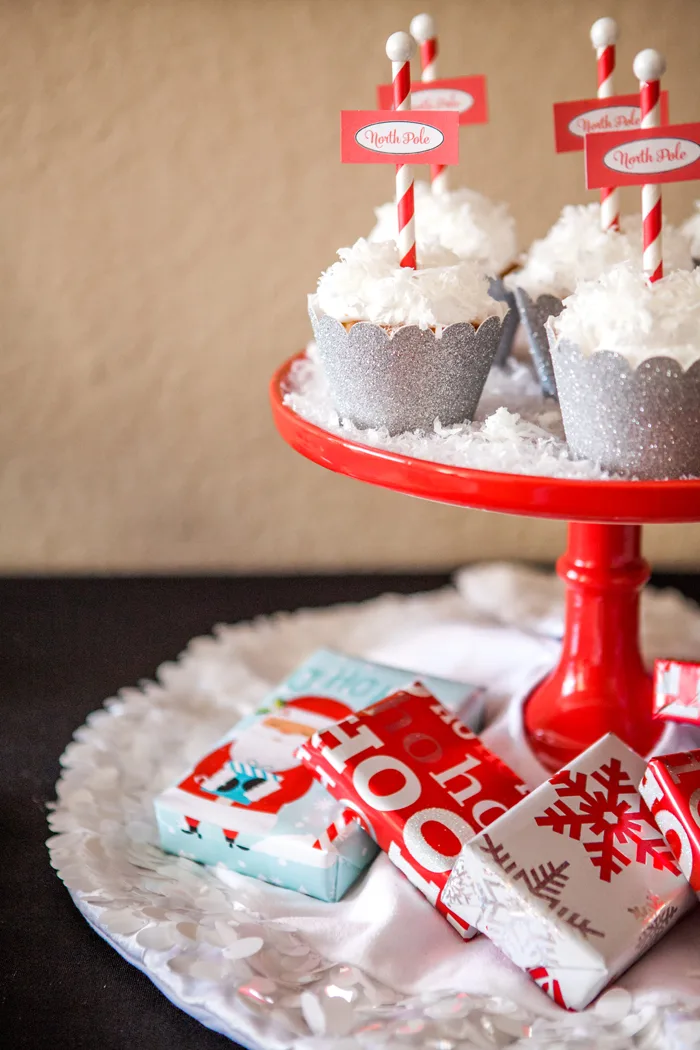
[548,325,700,479]
[513,287,564,399]
[308,298,504,435]
[488,277,519,368]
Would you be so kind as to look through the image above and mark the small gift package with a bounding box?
[155,649,483,902]
[653,659,700,725]
[442,734,695,1009]
[296,682,528,935]
[640,748,700,894]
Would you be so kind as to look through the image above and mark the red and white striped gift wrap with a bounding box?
[640,749,700,894]
[653,659,700,725]
[296,682,528,939]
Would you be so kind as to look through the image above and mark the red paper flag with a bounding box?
[553,91,669,153]
[341,110,460,165]
[376,75,488,126]
[585,121,700,188]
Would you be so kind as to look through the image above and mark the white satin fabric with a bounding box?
[50,564,700,1049]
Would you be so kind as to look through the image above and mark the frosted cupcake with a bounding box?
[681,201,700,266]
[308,238,508,434]
[370,181,519,367]
[548,262,700,478]
[507,203,694,396]
[369,180,518,276]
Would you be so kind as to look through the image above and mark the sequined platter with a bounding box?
[48,581,700,1050]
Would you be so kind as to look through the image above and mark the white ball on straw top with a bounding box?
[386,31,416,63]
[409,13,436,45]
[633,48,666,82]
[590,17,619,49]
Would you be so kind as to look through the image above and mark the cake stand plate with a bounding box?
[270,353,700,771]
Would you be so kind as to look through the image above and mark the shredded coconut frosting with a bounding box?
[682,201,700,260]
[551,261,700,367]
[369,180,518,276]
[508,203,693,299]
[313,238,507,329]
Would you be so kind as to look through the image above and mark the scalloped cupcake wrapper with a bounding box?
[548,327,700,479]
[309,302,504,435]
[488,277,519,367]
[512,287,564,399]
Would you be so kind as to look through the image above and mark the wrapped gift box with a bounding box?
[640,748,700,894]
[442,734,696,1009]
[296,682,528,933]
[155,648,483,902]
[653,659,700,725]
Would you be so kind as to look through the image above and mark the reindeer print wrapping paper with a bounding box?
[442,733,696,1010]
[154,648,483,901]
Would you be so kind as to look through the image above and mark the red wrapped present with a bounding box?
[296,682,528,938]
[653,659,700,725]
[640,748,700,894]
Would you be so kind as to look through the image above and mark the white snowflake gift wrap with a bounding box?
[442,734,696,1011]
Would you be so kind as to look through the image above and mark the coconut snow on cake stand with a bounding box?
[270,352,700,772]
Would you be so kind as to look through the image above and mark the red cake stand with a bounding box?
[270,353,700,771]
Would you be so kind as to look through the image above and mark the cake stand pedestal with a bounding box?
[270,353,700,771]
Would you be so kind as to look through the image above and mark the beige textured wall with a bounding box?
[1,0,699,572]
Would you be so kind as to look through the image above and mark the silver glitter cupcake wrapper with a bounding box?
[309,302,504,434]
[548,325,700,479]
[488,276,519,367]
[513,287,564,399]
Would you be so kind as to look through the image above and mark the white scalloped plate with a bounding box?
[48,580,700,1050]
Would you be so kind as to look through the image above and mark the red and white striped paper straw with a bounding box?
[387,31,417,268]
[410,13,448,194]
[590,17,620,231]
[634,49,667,283]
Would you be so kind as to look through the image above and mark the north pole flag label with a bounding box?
[376,75,488,126]
[553,91,669,153]
[585,121,700,188]
[341,110,460,164]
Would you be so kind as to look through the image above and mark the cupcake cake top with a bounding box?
[682,201,700,260]
[313,238,507,330]
[368,181,518,277]
[508,203,693,299]
[551,261,700,367]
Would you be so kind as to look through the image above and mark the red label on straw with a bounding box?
[341,110,460,164]
[376,76,488,125]
[585,121,700,188]
[553,91,669,152]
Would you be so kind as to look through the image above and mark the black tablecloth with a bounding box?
[0,574,451,1049]
[2,572,699,1048]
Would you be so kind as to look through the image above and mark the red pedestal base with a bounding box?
[523,522,662,772]
[271,354,700,775]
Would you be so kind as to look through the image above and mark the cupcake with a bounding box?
[369,180,518,276]
[507,203,694,397]
[308,238,508,434]
[548,262,700,479]
[681,201,700,266]
[369,181,520,367]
